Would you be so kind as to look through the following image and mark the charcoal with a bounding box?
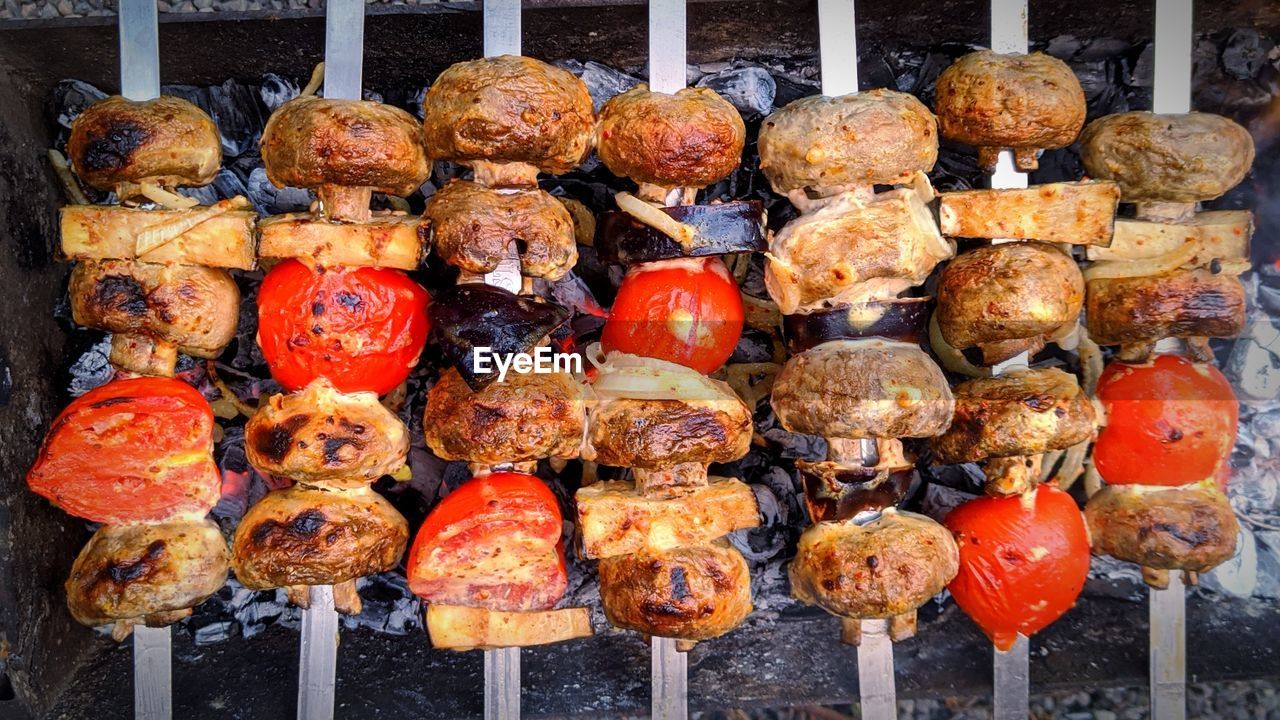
[1070,59,1114,103]
[1230,458,1280,519]
[884,48,928,93]
[50,78,106,132]
[760,426,826,462]
[342,574,422,636]
[228,582,294,639]
[1226,316,1280,403]
[1045,34,1085,60]
[768,71,819,108]
[560,60,641,112]
[245,165,312,214]
[1130,42,1156,87]
[910,51,953,99]
[546,270,609,319]
[1075,37,1132,62]
[1222,29,1274,80]
[177,167,246,205]
[1192,37,1225,96]
[193,620,236,646]
[1202,527,1259,599]
[1251,531,1280,600]
[1084,556,1147,603]
[1251,409,1280,448]
[856,50,898,93]
[258,72,300,111]
[695,65,776,117]
[66,335,113,397]
[919,483,977,523]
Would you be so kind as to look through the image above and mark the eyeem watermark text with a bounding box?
[472,346,582,382]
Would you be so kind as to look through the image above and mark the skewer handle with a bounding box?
[117,0,159,101]
[1147,2,1193,715]
[651,636,689,720]
[857,619,897,720]
[1153,0,1194,115]
[1151,571,1188,720]
[989,0,1029,203]
[992,634,1030,720]
[484,647,522,720]
[297,585,339,720]
[323,0,365,100]
[817,0,858,96]
[644,0,690,713]
[133,625,172,720]
[648,0,687,93]
[483,0,522,57]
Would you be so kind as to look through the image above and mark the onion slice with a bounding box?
[139,182,200,211]
[598,200,766,264]
[614,192,697,251]
[928,312,991,378]
[1082,241,1197,281]
[587,345,742,406]
[135,196,250,256]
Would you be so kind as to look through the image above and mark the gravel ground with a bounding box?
[0,0,435,21]
[707,679,1280,719]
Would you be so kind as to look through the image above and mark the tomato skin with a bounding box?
[945,485,1090,650]
[1094,355,1238,487]
[257,259,430,395]
[600,257,744,373]
[27,377,221,524]
[407,472,567,611]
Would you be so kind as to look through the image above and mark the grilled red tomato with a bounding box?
[27,377,221,524]
[600,256,744,373]
[406,472,567,611]
[257,259,429,395]
[1094,354,1238,487]
[945,484,1090,651]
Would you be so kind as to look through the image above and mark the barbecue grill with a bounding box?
[1,1,1279,718]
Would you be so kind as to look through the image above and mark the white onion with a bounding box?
[614,191,697,249]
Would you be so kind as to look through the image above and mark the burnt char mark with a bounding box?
[334,291,364,311]
[322,436,362,466]
[100,540,166,586]
[1022,393,1056,412]
[668,566,692,602]
[1152,521,1210,548]
[80,120,150,173]
[249,508,329,547]
[470,404,508,425]
[89,396,134,409]
[251,414,312,464]
[94,274,148,316]
[339,418,367,435]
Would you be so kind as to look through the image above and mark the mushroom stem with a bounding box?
[317,185,373,223]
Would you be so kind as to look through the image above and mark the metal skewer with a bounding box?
[132,625,172,720]
[1146,2,1195,716]
[117,1,171,717]
[644,0,690,717]
[292,2,368,718]
[985,2,1033,717]
[814,2,898,717]
[475,3,526,719]
[297,585,339,720]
